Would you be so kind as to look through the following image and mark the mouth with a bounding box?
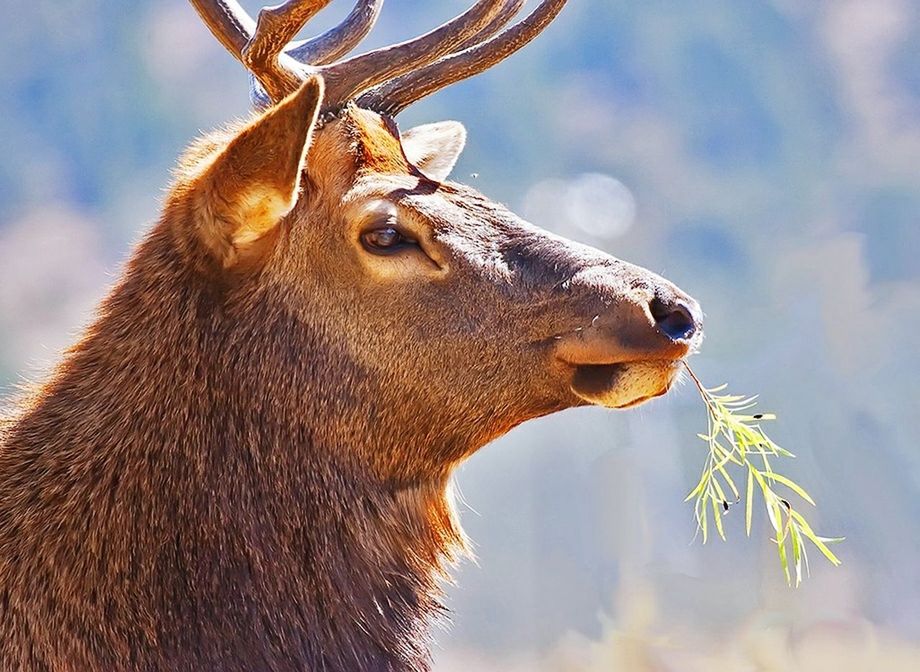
[569,360,682,409]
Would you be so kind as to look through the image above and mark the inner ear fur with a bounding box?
[193,77,324,269]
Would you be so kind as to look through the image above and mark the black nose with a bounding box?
[650,296,699,341]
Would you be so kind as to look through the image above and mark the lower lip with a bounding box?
[570,363,625,398]
[615,390,666,409]
[568,360,679,408]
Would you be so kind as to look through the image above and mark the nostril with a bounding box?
[650,297,697,341]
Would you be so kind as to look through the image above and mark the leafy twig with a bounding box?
[683,363,843,586]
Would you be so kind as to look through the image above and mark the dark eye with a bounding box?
[361,226,416,255]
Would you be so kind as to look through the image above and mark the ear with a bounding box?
[195,77,324,268]
[400,121,466,182]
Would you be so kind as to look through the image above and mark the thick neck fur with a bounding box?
[0,218,466,671]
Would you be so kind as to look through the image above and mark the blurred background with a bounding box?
[1,1,919,669]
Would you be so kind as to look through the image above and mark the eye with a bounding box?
[360,226,417,255]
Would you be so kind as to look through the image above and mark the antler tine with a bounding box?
[358,0,568,116]
[242,1,333,101]
[287,0,384,66]
[320,0,506,109]
[454,0,524,52]
[190,1,331,103]
[189,0,255,58]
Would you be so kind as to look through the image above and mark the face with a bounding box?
[261,106,703,464]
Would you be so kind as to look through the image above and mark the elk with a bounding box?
[0,1,702,670]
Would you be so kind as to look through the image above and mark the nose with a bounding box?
[649,294,701,342]
[551,261,704,367]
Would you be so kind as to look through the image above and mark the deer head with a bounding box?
[184,0,703,483]
[0,3,705,669]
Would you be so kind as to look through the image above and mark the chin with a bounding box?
[570,360,683,409]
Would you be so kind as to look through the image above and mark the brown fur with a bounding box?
[349,108,413,175]
[0,80,701,670]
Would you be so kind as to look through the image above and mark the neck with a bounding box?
[0,232,467,671]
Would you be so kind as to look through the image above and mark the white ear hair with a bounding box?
[400,121,467,182]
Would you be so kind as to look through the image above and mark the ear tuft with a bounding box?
[400,121,466,182]
[195,77,324,268]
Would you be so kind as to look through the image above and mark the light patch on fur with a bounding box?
[347,106,411,175]
[574,360,679,409]
[231,184,296,246]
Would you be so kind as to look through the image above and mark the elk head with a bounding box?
[185,0,703,482]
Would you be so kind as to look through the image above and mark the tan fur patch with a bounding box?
[347,106,411,175]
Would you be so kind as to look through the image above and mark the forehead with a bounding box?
[306,105,420,200]
[344,106,412,175]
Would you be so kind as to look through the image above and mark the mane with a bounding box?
[0,186,468,671]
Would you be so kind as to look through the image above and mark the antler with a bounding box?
[190,0,567,115]
[286,0,384,66]
[454,0,525,52]
[359,0,567,116]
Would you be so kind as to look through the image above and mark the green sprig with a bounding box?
[683,364,843,586]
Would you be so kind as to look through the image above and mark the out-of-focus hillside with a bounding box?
[1,1,918,669]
